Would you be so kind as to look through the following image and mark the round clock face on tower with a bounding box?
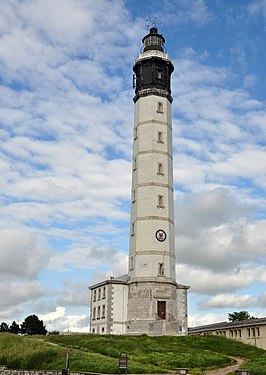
[155,229,167,242]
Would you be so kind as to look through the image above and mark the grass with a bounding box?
[0,333,265,374]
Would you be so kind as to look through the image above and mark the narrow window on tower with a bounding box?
[134,127,138,140]
[132,189,136,203]
[133,157,137,171]
[131,222,135,236]
[157,101,164,113]
[157,131,164,143]
[158,263,165,276]
[129,256,134,270]
[157,195,164,208]
[157,162,164,175]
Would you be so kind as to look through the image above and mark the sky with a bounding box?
[0,0,266,332]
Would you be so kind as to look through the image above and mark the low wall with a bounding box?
[0,368,101,375]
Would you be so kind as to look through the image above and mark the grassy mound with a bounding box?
[0,333,265,374]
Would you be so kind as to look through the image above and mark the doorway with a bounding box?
[157,301,166,320]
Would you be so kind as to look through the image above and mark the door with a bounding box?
[157,301,166,320]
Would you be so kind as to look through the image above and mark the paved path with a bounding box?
[203,357,245,375]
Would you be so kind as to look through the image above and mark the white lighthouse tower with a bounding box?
[89,27,189,336]
[125,27,189,336]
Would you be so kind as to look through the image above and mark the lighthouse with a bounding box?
[125,26,189,335]
[89,27,189,336]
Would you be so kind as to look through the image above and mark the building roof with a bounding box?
[89,274,128,290]
[189,317,266,333]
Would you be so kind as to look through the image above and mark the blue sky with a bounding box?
[0,0,265,332]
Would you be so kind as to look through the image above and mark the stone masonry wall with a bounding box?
[0,368,101,375]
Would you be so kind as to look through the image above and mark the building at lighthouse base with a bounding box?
[89,275,189,336]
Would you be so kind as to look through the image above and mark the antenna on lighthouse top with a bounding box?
[142,19,165,53]
[146,17,163,30]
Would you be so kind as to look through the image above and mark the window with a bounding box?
[102,286,106,299]
[102,305,106,319]
[157,131,164,143]
[157,162,164,175]
[131,222,135,236]
[93,290,96,302]
[92,328,95,333]
[157,101,164,113]
[97,306,100,320]
[101,327,105,333]
[238,329,242,338]
[156,69,163,80]
[158,263,164,276]
[92,307,96,320]
[132,189,136,203]
[133,157,137,171]
[257,327,260,337]
[252,328,255,337]
[129,256,134,270]
[98,288,101,300]
[134,127,138,140]
[247,328,251,337]
[157,195,164,208]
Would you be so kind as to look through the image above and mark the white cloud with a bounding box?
[58,286,89,307]
[40,306,65,321]
[173,56,265,166]
[163,0,214,26]
[0,279,45,308]
[40,306,89,332]
[175,188,266,272]
[48,245,125,272]
[176,264,266,295]
[0,306,24,321]
[258,292,266,307]
[248,0,266,18]
[212,148,266,183]
[199,294,257,309]
[188,312,226,327]
[0,230,49,278]
[243,74,258,89]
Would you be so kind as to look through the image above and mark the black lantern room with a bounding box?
[133,27,174,103]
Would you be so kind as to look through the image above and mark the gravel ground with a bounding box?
[203,357,245,375]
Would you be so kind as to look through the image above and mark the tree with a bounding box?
[20,314,47,335]
[0,322,9,332]
[10,321,20,334]
[228,310,256,322]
